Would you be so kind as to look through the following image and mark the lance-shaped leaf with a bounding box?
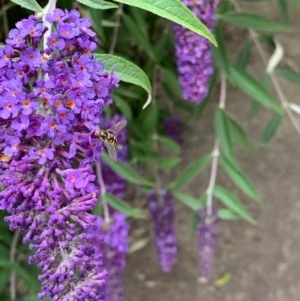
[10,0,42,12]
[173,192,204,211]
[219,156,262,203]
[224,111,250,150]
[105,193,145,218]
[159,157,182,171]
[276,68,300,85]
[218,12,289,32]
[0,260,40,292]
[168,154,211,191]
[76,0,118,9]
[215,108,234,160]
[218,208,241,220]
[95,54,152,108]
[113,0,217,45]
[102,152,154,187]
[260,113,282,146]
[230,66,283,114]
[155,135,181,154]
[213,185,256,224]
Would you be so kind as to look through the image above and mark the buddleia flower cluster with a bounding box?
[100,115,130,301]
[196,209,218,281]
[146,190,177,272]
[163,115,184,145]
[173,0,219,103]
[0,9,119,300]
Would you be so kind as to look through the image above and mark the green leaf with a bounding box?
[10,0,42,12]
[173,192,204,211]
[218,208,241,220]
[219,156,262,203]
[215,108,234,160]
[102,152,154,187]
[0,260,40,292]
[128,237,150,253]
[76,0,118,9]
[95,54,152,109]
[159,157,181,171]
[212,23,230,75]
[276,68,300,85]
[112,94,133,121]
[105,193,145,218]
[113,0,216,45]
[260,113,282,146]
[218,12,289,32]
[122,14,156,61]
[156,135,181,154]
[277,0,289,23]
[235,40,253,69]
[213,185,256,224]
[168,154,211,191]
[224,111,250,149]
[230,66,283,114]
[0,268,10,292]
[23,296,51,301]
[161,67,182,99]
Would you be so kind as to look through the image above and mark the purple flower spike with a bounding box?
[0,8,120,301]
[196,209,218,282]
[173,0,219,103]
[90,213,130,301]
[146,190,177,272]
[163,115,184,145]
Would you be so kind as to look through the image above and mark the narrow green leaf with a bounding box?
[102,152,154,187]
[95,54,152,109]
[10,0,42,12]
[0,269,10,292]
[168,154,211,191]
[212,23,230,75]
[276,68,300,85]
[213,185,256,224]
[230,66,283,114]
[0,260,40,291]
[156,135,181,154]
[113,0,216,45]
[218,12,289,32]
[161,67,182,99]
[122,14,156,61]
[173,192,204,211]
[128,237,150,254]
[76,0,118,9]
[159,157,181,171]
[235,40,253,69]
[277,0,289,23]
[219,156,262,203]
[105,193,145,218]
[218,208,241,220]
[260,113,282,146]
[215,108,234,160]
[112,94,133,121]
[223,111,250,149]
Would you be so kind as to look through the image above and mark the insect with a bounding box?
[0,153,12,163]
[95,119,127,161]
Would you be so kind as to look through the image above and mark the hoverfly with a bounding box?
[95,119,127,161]
[0,153,12,163]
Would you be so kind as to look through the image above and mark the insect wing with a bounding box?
[0,154,12,163]
[103,139,117,161]
[106,120,127,134]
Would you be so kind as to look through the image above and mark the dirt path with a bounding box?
[124,2,300,301]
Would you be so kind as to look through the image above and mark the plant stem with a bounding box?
[109,4,123,54]
[96,162,110,224]
[234,1,300,138]
[206,74,227,215]
[10,231,19,301]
